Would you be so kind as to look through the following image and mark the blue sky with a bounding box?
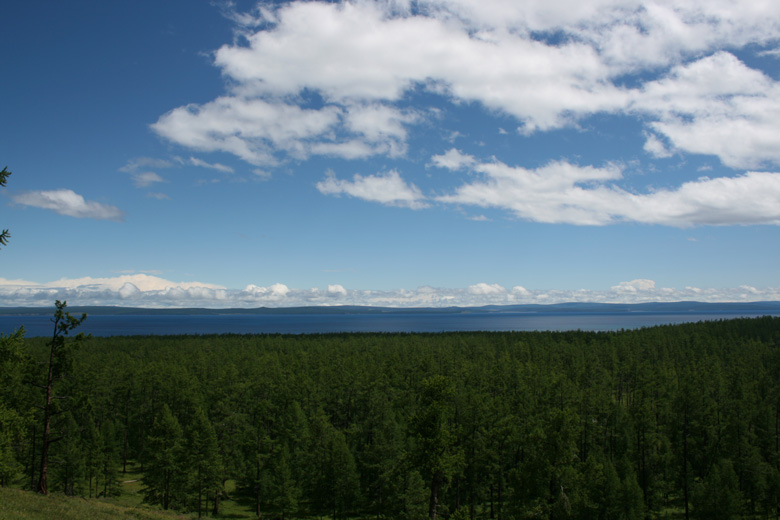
[1,0,779,308]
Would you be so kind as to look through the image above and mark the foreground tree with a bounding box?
[188,407,222,518]
[410,375,464,520]
[36,301,86,495]
[143,404,187,510]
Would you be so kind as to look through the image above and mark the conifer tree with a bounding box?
[0,328,27,487]
[188,407,222,518]
[143,404,186,510]
[35,300,86,495]
[410,375,464,520]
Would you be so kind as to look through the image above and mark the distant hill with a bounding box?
[2,300,779,316]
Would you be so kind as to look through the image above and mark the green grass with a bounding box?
[0,486,189,520]
[0,462,258,520]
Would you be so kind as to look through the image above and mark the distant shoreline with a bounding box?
[2,300,779,316]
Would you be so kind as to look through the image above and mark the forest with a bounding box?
[1,305,780,520]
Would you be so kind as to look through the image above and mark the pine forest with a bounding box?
[1,310,780,519]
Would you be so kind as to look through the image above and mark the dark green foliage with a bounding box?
[0,327,29,487]
[35,301,86,495]
[187,407,222,517]
[142,405,186,510]
[5,317,780,519]
[691,458,742,519]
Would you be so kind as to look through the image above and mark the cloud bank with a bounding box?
[1,275,777,309]
[147,0,780,227]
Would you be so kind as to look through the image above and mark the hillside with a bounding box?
[0,487,186,520]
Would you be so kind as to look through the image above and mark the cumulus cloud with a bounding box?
[327,284,348,297]
[632,52,780,169]
[431,148,477,170]
[13,189,125,221]
[468,283,507,295]
[211,0,624,132]
[1,276,778,308]
[146,0,780,226]
[152,96,418,164]
[317,170,428,209]
[612,279,656,293]
[436,158,780,226]
[152,97,341,165]
[145,0,780,167]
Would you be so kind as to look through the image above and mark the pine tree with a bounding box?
[35,301,86,495]
[188,407,222,518]
[0,328,27,487]
[98,418,120,497]
[410,375,464,520]
[143,405,186,510]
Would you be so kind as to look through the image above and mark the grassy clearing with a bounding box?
[0,486,188,520]
[0,462,257,520]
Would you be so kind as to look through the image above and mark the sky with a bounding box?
[1,0,779,308]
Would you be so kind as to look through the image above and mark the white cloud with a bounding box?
[467,282,507,295]
[141,0,780,232]
[643,133,673,159]
[152,97,342,165]
[152,96,417,164]
[213,0,625,132]
[437,159,780,226]
[431,148,477,170]
[147,0,780,179]
[1,275,778,308]
[327,284,348,297]
[612,279,656,293]
[240,283,292,302]
[118,282,141,299]
[632,52,780,169]
[132,171,165,188]
[13,189,125,221]
[758,47,780,58]
[317,170,428,209]
[45,274,224,292]
[189,157,235,173]
[341,103,418,156]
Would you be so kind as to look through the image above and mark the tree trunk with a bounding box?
[429,473,441,520]
[213,481,223,516]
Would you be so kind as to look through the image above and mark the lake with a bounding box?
[2,310,779,337]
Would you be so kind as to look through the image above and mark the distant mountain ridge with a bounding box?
[2,301,779,316]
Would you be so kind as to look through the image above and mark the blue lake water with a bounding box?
[2,311,778,337]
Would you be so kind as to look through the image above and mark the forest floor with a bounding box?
[0,461,257,519]
[0,486,187,520]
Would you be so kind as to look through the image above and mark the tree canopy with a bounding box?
[2,317,780,519]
